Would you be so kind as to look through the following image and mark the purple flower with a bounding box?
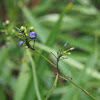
[29,31,37,39]
[64,42,69,47]
[18,41,24,46]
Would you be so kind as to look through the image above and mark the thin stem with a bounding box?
[34,49,56,67]
[44,73,58,100]
[58,75,68,81]
[57,58,59,70]
[25,42,96,100]
[33,49,96,100]
[60,72,96,100]
[50,52,57,59]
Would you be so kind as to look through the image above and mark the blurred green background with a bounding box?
[0,0,100,100]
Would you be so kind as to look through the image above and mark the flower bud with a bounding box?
[18,41,24,46]
[64,42,69,47]
[67,52,71,55]
[29,26,35,32]
[63,51,67,54]
[20,26,26,32]
[5,20,10,25]
[70,47,75,50]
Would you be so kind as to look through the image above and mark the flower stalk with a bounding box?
[27,43,96,100]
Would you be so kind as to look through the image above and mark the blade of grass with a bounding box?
[46,2,73,46]
[14,63,31,100]
[44,73,58,100]
[26,49,42,100]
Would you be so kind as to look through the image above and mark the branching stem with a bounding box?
[26,42,96,100]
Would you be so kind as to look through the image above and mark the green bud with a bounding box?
[67,52,71,55]
[5,20,10,25]
[20,26,26,32]
[70,47,75,50]
[29,26,35,32]
[63,51,67,54]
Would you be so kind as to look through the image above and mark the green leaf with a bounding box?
[14,63,32,100]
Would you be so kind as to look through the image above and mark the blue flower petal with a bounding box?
[29,31,37,39]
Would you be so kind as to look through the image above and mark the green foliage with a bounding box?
[0,0,100,100]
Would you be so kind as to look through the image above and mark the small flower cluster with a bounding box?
[51,42,74,62]
[17,26,37,46]
[62,42,74,55]
[59,42,74,57]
